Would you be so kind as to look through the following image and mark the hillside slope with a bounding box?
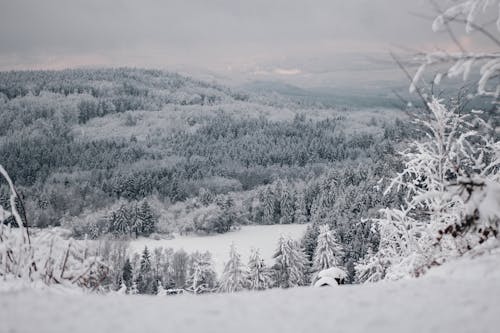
[1,247,499,333]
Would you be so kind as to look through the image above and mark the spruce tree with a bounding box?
[137,200,156,236]
[219,243,245,293]
[273,234,308,288]
[122,258,133,288]
[301,223,320,264]
[261,186,275,224]
[246,248,272,290]
[312,225,344,273]
[294,190,308,224]
[279,186,295,224]
[136,246,154,294]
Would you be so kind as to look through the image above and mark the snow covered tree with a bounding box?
[312,225,344,273]
[136,246,156,294]
[279,185,295,224]
[272,234,308,288]
[260,186,276,224]
[122,258,133,288]
[186,251,217,294]
[294,190,308,224]
[245,248,273,290]
[137,200,157,236]
[301,223,320,264]
[372,98,499,280]
[218,243,245,293]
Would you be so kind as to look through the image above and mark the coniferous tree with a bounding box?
[273,234,308,288]
[261,186,275,224]
[219,243,245,293]
[279,186,294,224]
[137,200,156,236]
[312,224,344,273]
[301,223,320,264]
[136,246,154,294]
[246,248,272,290]
[122,258,133,288]
[294,190,308,224]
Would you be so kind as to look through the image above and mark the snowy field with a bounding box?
[130,224,308,274]
[1,248,499,333]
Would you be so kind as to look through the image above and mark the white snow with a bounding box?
[1,247,499,333]
[318,267,347,280]
[129,224,308,274]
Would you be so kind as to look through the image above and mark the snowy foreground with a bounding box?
[1,249,499,333]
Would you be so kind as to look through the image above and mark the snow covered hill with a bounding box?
[2,247,499,333]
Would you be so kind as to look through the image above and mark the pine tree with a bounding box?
[273,234,308,288]
[312,225,344,273]
[219,243,246,293]
[246,248,272,290]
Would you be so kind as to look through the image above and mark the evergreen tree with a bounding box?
[279,186,295,224]
[109,204,131,235]
[273,234,308,288]
[301,223,320,264]
[136,246,154,294]
[261,186,275,224]
[294,190,308,224]
[122,258,133,288]
[219,243,246,293]
[245,248,272,290]
[137,200,156,236]
[312,225,344,273]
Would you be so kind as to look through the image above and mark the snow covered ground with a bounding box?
[1,247,499,333]
[130,224,308,274]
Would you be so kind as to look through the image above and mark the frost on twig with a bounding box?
[359,98,499,281]
[412,0,500,101]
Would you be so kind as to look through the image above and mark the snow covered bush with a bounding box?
[0,165,108,290]
[359,98,499,280]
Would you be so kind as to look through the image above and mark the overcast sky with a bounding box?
[0,0,489,86]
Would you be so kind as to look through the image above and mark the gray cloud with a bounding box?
[0,0,480,85]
